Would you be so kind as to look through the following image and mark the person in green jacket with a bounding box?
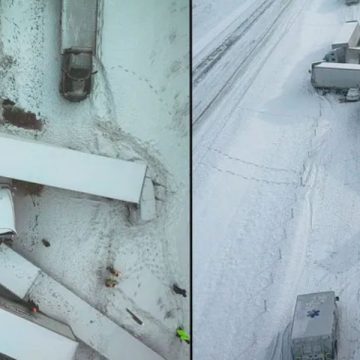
[176,327,190,344]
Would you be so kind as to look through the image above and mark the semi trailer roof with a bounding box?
[315,62,360,70]
[0,135,147,204]
[291,291,336,341]
[332,20,360,49]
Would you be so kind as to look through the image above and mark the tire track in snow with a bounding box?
[258,109,329,359]
[208,146,301,175]
[193,0,298,125]
[193,0,309,173]
[199,160,299,186]
[110,63,174,117]
[193,0,274,86]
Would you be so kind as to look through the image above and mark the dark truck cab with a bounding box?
[60,47,93,102]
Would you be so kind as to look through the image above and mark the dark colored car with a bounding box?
[60,47,94,102]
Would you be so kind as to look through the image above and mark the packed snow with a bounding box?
[0,1,189,359]
[194,0,360,359]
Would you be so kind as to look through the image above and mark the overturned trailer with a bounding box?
[311,61,360,89]
[291,291,339,360]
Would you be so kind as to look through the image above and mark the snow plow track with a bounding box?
[193,0,296,125]
[193,0,274,86]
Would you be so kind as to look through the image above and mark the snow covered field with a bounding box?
[194,0,360,359]
[0,1,189,359]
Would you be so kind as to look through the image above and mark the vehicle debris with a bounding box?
[172,283,187,298]
[126,308,143,325]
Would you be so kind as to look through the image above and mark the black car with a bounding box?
[60,47,94,102]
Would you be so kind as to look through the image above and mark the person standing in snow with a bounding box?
[176,327,190,344]
[105,278,118,288]
[106,265,121,277]
[172,283,187,297]
[104,265,121,288]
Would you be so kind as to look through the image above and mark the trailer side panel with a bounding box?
[312,62,360,88]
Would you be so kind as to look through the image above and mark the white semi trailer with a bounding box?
[60,0,99,101]
[332,21,360,49]
[311,61,360,89]
[0,177,15,242]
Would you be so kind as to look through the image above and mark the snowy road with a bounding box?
[193,0,297,124]
[194,0,360,359]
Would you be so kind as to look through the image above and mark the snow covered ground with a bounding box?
[0,1,189,359]
[194,0,360,359]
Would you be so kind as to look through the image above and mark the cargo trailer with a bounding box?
[332,21,360,49]
[311,61,360,89]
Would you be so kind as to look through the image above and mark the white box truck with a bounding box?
[291,291,339,360]
[60,0,99,101]
[311,61,360,89]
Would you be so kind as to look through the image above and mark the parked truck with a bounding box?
[291,291,339,360]
[60,0,98,101]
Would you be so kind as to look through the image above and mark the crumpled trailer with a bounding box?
[291,291,339,360]
[60,0,99,101]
